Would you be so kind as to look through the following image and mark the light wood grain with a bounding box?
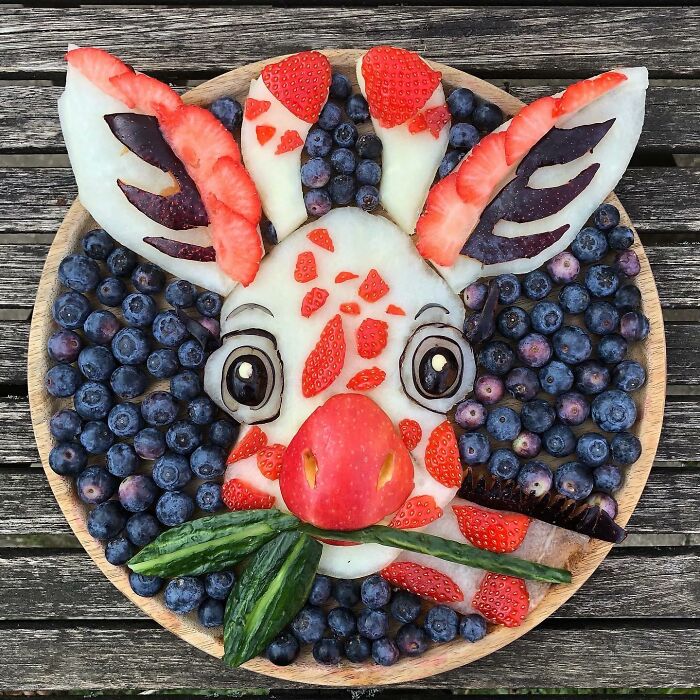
[27,52,667,686]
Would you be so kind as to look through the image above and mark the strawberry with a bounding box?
[256,124,276,146]
[301,287,329,318]
[65,46,132,101]
[472,573,529,628]
[223,478,275,511]
[356,318,389,359]
[261,51,331,123]
[424,421,462,488]
[244,97,271,121]
[504,95,559,165]
[425,105,451,138]
[346,367,386,391]
[361,47,442,128]
[227,426,268,464]
[555,71,627,117]
[208,156,261,225]
[302,314,346,398]
[452,504,531,553]
[294,251,317,283]
[390,495,442,529]
[408,113,428,134]
[339,302,361,315]
[381,561,464,603]
[386,304,406,316]
[307,227,334,252]
[335,271,358,284]
[398,418,422,451]
[358,269,390,303]
[275,129,304,155]
[256,443,286,480]
[455,131,508,205]
[110,71,181,118]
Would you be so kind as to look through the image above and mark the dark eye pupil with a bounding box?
[418,347,459,397]
[227,354,268,407]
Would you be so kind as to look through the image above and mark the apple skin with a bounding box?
[279,393,414,530]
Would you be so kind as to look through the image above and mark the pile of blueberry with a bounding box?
[265,574,487,667]
[45,228,241,626]
[456,203,648,517]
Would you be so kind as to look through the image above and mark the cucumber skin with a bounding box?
[223,531,322,668]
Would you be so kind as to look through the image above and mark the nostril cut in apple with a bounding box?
[377,453,396,490]
[303,449,318,489]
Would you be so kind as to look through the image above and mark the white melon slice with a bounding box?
[59,63,235,296]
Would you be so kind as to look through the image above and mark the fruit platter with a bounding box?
[27,46,666,685]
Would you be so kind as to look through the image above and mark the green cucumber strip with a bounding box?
[298,524,571,584]
[223,531,322,667]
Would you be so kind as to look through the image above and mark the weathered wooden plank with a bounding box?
[1,6,698,76]
[0,321,29,385]
[1,549,695,621]
[0,623,698,690]
[3,80,698,153]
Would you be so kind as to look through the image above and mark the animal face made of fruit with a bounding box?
[59,46,647,626]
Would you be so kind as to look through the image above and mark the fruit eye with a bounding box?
[416,346,460,398]
[227,352,270,407]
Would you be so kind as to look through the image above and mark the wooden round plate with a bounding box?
[28,50,666,686]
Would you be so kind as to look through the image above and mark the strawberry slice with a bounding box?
[361,47,442,128]
[473,573,529,627]
[261,51,331,123]
[452,504,531,553]
[455,131,508,205]
[301,287,329,318]
[356,318,389,359]
[555,71,627,117]
[256,124,276,146]
[65,46,132,101]
[504,95,559,166]
[390,495,442,529]
[339,302,361,315]
[408,113,428,134]
[425,105,451,138]
[307,227,334,252]
[386,304,406,316]
[207,156,261,225]
[110,71,181,118]
[223,478,275,510]
[256,444,286,480]
[424,421,462,488]
[346,367,386,391]
[275,129,304,155]
[244,97,271,121]
[358,269,390,303]
[398,419,422,451]
[294,251,317,283]
[227,426,268,464]
[301,314,346,398]
[335,271,358,284]
[381,561,464,603]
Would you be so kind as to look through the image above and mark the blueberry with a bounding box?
[593,203,620,230]
[586,491,619,519]
[454,399,487,430]
[328,607,356,638]
[152,452,192,491]
[531,302,564,336]
[576,432,610,467]
[472,101,503,131]
[361,574,391,609]
[494,274,520,304]
[107,402,142,438]
[587,264,620,299]
[333,121,358,148]
[356,135,383,161]
[164,576,205,614]
[111,327,150,365]
[106,442,139,478]
[460,614,487,642]
[141,391,178,427]
[79,420,114,454]
[170,370,202,401]
[463,281,488,310]
[390,590,421,623]
[209,419,240,449]
[617,250,641,279]
[164,280,196,309]
[598,334,627,364]
[50,409,83,441]
[619,311,650,342]
[517,333,552,368]
[553,325,592,365]
[318,101,343,131]
[355,184,380,212]
[74,381,113,420]
[185,396,214,426]
[542,423,576,458]
[76,466,117,504]
[555,392,590,426]
[395,623,428,656]
[447,87,476,119]
[260,220,277,245]
[559,283,591,314]
[611,432,641,465]
[198,597,225,628]
[133,427,166,461]
[122,293,157,328]
[505,367,539,402]
[129,572,163,597]
[291,605,327,644]
[267,633,300,666]
[449,122,480,150]
[497,306,531,340]
[464,312,490,343]
[46,363,82,398]
[538,360,574,395]
[152,310,188,348]
[177,339,206,370]
[585,301,620,336]
[82,228,114,260]
[474,375,505,405]
[164,420,200,456]
[126,512,161,547]
[479,340,515,376]
[210,96,243,131]
[196,482,224,512]
[107,247,137,277]
[345,634,371,663]
[575,360,611,395]
[357,608,388,640]
[308,575,332,606]
[555,461,594,500]
[330,147,356,174]
[371,637,399,666]
[547,251,580,284]
[49,441,87,476]
[333,579,359,607]
[512,431,542,459]
[146,348,179,380]
[131,263,164,294]
[592,390,637,432]
[438,150,464,179]
[120,474,159,513]
[156,490,194,526]
[613,360,646,393]
[305,127,333,157]
[356,158,382,186]
[572,226,609,263]
[608,225,634,251]
[345,94,369,123]
[83,310,120,345]
[523,269,552,301]
[190,445,226,480]
[593,463,622,493]
[105,535,135,566]
[459,429,492,464]
[87,501,127,541]
[521,399,556,434]
[76,347,114,385]
[313,638,342,665]
[304,188,332,216]
[425,604,459,643]
[517,460,554,497]
[486,406,521,442]
[110,366,147,400]
[488,448,521,479]
[48,329,83,363]
[301,157,332,187]
[52,291,91,330]
[58,253,101,292]
[329,174,356,205]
